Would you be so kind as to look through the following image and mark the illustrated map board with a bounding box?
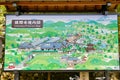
[4,15,119,71]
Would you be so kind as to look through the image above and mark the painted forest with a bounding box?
[4,15,119,70]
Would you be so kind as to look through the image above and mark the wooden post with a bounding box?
[48,72,50,80]
[80,72,89,80]
[105,71,109,80]
[14,71,19,80]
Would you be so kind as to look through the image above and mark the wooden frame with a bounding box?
[0,1,120,12]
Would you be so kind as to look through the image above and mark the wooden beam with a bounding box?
[48,72,50,80]
[0,1,120,6]
[1,1,119,12]
[0,1,108,6]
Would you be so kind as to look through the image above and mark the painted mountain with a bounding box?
[4,15,119,71]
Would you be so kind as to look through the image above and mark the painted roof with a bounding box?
[31,37,49,46]
[19,42,33,49]
[87,43,94,46]
[61,55,68,59]
[53,42,63,49]
[99,43,107,49]
[91,40,98,45]
[62,41,68,46]
[41,42,63,49]
[47,37,60,42]
[68,57,79,61]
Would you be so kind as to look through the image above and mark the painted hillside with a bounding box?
[4,15,119,70]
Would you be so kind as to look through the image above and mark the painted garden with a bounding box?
[4,15,119,70]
